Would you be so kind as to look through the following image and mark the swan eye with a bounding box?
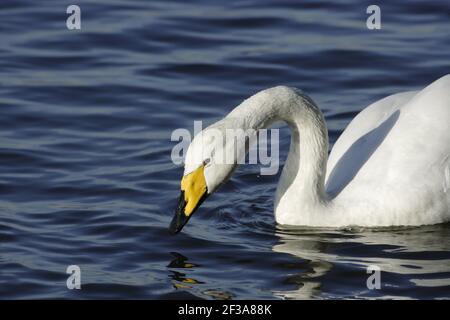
[203,158,211,166]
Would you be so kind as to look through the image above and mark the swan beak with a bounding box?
[169,165,208,234]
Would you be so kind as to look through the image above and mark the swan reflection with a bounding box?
[167,252,234,299]
[272,224,450,299]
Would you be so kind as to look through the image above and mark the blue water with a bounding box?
[1,0,450,299]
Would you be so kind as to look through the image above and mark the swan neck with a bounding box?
[281,95,328,205]
[231,86,329,206]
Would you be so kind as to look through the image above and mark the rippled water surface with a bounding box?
[1,0,450,299]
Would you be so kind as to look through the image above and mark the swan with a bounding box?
[169,75,450,234]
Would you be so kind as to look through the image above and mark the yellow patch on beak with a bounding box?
[181,165,207,216]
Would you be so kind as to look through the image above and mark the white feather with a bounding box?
[183,75,450,227]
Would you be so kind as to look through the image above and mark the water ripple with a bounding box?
[0,0,449,299]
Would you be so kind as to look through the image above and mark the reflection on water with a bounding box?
[272,224,450,299]
[168,252,204,289]
[167,252,234,300]
[162,224,450,300]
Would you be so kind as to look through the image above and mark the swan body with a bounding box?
[170,75,450,233]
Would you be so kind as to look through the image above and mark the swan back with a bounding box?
[324,75,450,226]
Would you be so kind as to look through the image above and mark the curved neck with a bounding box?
[227,86,329,211]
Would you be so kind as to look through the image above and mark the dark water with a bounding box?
[1,0,450,299]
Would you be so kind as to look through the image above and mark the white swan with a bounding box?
[169,75,450,233]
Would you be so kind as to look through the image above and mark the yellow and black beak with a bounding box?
[169,165,208,234]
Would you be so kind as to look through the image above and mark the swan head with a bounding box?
[169,121,242,234]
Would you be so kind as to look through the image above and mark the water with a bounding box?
[1,0,450,299]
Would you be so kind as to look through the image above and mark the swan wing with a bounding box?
[325,75,450,225]
[325,90,417,195]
